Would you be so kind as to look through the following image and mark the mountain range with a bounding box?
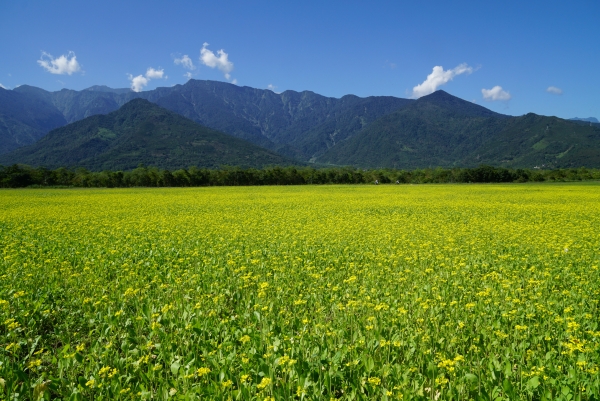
[570,117,599,123]
[318,91,600,169]
[1,80,599,170]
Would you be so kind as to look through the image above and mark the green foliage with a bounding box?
[1,163,599,188]
[1,185,600,399]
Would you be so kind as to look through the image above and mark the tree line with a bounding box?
[1,164,599,188]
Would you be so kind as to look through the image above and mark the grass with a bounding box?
[1,183,599,400]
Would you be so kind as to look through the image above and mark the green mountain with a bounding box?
[0,99,293,171]
[140,80,412,159]
[317,91,600,168]
[464,113,600,168]
[3,81,600,169]
[6,80,411,159]
[0,87,67,154]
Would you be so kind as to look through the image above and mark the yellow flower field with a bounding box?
[1,184,599,400]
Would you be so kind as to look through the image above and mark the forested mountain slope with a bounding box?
[5,80,411,160]
[0,99,293,171]
[3,82,600,169]
[0,87,67,154]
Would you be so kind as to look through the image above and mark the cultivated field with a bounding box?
[1,184,599,400]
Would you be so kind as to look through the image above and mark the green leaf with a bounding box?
[541,390,552,401]
[364,356,374,372]
[527,376,540,389]
[170,361,181,376]
[503,362,512,378]
[503,379,516,398]
[68,392,82,401]
[465,373,478,382]
[15,369,28,382]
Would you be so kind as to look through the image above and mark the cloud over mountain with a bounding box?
[128,67,166,92]
[482,86,511,101]
[37,51,82,75]
[411,64,473,98]
[174,55,195,70]
[145,68,165,79]
[200,43,234,80]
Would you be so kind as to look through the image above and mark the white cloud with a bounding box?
[184,71,193,80]
[128,74,149,92]
[546,86,563,95]
[145,67,165,79]
[128,67,167,92]
[37,51,82,75]
[200,42,234,80]
[266,84,281,93]
[411,63,473,98]
[231,78,238,85]
[0,83,6,89]
[482,86,511,101]
[174,55,195,70]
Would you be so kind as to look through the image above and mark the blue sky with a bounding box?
[1,0,598,119]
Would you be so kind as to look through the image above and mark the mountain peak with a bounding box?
[113,98,165,118]
[121,98,155,108]
[183,79,235,88]
[416,90,504,118]
[418,90,466,103]
[423,89,451,97]
[84,85,132,94]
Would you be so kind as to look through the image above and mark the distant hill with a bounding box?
[83,85,133,94]
[570,117,599,123]
[317,91,600,169]
[317,91,509,168]
[466,113,600,168]
[0,87,67,154]
[0,99,293,171]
